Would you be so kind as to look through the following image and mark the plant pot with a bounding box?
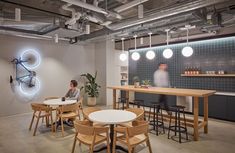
[87,96,96,106]
[134,82,140,88]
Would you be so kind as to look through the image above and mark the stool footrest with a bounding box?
[169,126,187,133]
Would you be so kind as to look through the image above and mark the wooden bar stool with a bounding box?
[168,105,188,143]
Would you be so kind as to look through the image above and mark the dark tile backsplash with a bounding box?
[129,36,235,92]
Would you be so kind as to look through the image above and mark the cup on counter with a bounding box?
[61,97,65,101]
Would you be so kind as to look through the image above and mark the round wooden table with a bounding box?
[43,98,77,106]
[89,109,136,153]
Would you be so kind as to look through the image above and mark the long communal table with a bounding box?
[107,85,216,141]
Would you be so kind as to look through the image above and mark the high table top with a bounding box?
[43,98,77,106]
[88,109,137,125]
[107,85,216,97]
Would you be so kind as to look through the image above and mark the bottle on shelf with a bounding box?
[184,67,188,75]
[189,67,192,75]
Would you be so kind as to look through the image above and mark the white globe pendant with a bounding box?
[131,52,140,61]
[146,50,155,60]
[119,53,127,61]
[182,46,193,57]
[163,48,173,59]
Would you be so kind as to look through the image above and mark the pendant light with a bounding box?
[146,32,155,60]
[182,25,193,57]
[119,38,127,61]
[131,35,140,61]
[163,29,173,59]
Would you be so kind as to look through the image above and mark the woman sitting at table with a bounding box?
[64,80,80,125]
[65,80,80,101]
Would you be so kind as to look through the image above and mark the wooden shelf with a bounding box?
[181,74,235,77]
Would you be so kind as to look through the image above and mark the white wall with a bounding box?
[0,35,95,117]
[94,41,107,105]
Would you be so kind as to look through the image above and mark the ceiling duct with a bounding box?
[107,0,230,31]
[114,0,149,13]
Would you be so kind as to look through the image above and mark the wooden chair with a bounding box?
[72,120,110,153]
[56,102,81,136]
[126,108,145,121]
[29,103,53,136]
[119,108,145,127]
[82,107,101,120]
[113,120,152,153]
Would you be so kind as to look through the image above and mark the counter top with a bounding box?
[215,92,235,96]
[107,85,216,97]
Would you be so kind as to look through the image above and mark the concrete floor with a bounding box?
[0,112,235,153]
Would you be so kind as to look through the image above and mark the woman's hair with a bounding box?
[70,80,78,87]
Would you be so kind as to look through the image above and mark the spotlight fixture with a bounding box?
[131,35,140,61]
[182,25,194,57]
[146,32,155,60]
[163,29,173,59]
[119,38,127,61]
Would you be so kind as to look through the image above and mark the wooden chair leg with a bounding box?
[29,114,35,131]
[61,118,64,136]
[106,137,110,153]
[46,116,49,127]
[50,113,54,133]
[113,131,117,153]
[146,138,152,153]
[90,145,94,153]
[71,135,77,153]
[33,116,40,136]
[128,147,132,153]
[131,147,135,153]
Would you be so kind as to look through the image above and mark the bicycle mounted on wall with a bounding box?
[10,58,36,87]
[10,50,41,96]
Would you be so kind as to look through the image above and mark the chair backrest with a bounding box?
[60,102,80,113]
[31,103,50,112]
[82,107,101,119]
[127,120,149,137]
[44,96,60,100]
[74,120,94,135]
[126,108,145,121]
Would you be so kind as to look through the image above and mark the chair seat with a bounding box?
[77,134,107,145]
[117,134,147,146]
[60,112,78,118]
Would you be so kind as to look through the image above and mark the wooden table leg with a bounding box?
[113,89,116,109]
[193,97,199,141]
[204,96,208,134]
[126,91,129,108]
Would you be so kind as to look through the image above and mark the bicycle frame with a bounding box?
[11,58,36,87]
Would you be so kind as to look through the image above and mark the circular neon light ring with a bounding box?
[20,49,41,70]
[19,77,41,96]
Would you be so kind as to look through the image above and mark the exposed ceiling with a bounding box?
[0,0,235,43]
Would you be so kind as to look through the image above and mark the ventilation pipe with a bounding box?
[62,4,81,26]
[62,4,112,27]
[114,0,149,13]
[61,0,122,19]
[108,0,229,30]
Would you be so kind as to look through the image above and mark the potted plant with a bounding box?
[133,76,140,88]
[141,80,151,88]
[81,71,100,106]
